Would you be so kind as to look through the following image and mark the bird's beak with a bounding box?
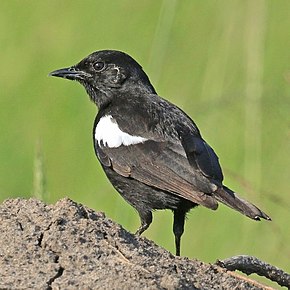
[49,66,91,81]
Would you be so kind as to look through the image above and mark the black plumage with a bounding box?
[50,50,271,256]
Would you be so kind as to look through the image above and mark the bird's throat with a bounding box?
[82,82,112,109]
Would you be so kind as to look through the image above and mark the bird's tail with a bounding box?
[215,186,271,221]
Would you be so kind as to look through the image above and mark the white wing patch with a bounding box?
[95,115,147,148]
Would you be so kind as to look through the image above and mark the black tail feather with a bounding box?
[215,186,271,221]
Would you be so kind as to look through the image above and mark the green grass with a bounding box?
[32,140,46,200]
[0,1,289,287]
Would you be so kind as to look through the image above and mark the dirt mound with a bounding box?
[0,198,268,289]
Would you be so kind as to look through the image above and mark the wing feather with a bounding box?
[181,134,224,182]
[96,141,218,210]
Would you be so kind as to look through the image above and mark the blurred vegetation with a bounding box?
[0,0,289,286]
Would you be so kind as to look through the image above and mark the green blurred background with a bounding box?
[0,0,289,285]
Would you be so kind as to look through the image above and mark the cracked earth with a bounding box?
[0,198,269,289]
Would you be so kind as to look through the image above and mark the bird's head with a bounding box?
[49,50,156,108]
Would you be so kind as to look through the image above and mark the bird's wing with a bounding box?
[93,95,225,209]
[95,139,218,210]
[110,95,224,184]
[180,131,224,183]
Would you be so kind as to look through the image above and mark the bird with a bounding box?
[49,50,271,256]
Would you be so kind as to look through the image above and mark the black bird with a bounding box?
[49,50,271,256]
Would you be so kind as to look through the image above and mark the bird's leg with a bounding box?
[173,210,186,256]
[135,210,152,236]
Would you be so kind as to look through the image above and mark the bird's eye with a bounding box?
[93,61,106,72]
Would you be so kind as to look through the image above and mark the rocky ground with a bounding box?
[0,198,273,289]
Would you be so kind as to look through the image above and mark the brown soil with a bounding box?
[0,198,271,289]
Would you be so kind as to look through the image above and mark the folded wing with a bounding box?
[95,140,219,210]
